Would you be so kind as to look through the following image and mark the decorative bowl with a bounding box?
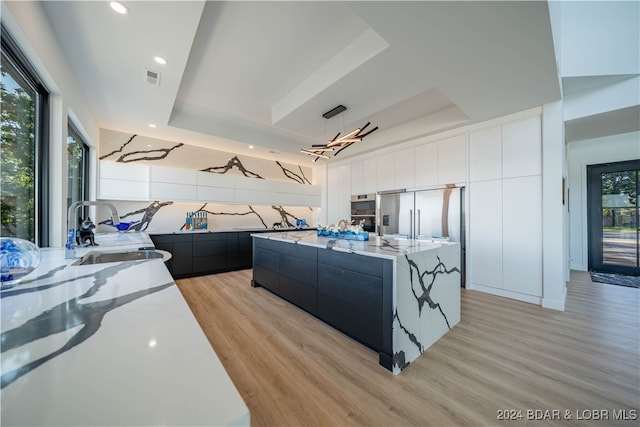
[0,237,41,285]
[316,229,369,241]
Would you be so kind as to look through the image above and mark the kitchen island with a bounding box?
[251,230,461,374]
[0,232,249,426]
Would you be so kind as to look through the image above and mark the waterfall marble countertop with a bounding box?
[251,230,462,374]
[0,232,250,427]
[252,229,458,260]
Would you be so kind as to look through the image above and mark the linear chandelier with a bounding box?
[301,106,378,161]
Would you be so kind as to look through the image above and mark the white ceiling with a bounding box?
[41,1,561,164]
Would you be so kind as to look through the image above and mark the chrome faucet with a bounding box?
[66,201,120,258]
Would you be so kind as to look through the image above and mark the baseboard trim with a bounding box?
[467,283,542,305]
[542,286,567,311]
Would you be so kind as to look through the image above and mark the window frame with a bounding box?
[1,24,50,246]
[67,120,90,212]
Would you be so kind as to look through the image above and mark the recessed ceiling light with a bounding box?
[148,124,156,128]
[248,145,254,149]
[110,2,128,15]
[154,56,167,65]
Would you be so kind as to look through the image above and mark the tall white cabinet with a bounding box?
[321,108,546,306]
[326,163,351,223]
[468,115,543,302]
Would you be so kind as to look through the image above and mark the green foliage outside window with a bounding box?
[1,66,36,241]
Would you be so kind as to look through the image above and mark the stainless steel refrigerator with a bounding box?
[378,187,465,284]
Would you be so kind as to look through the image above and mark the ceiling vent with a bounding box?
[144,68,161,86]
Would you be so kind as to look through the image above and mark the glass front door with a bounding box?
[587,160,640,275]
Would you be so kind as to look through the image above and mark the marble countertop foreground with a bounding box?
[252,230,458,260]
[0,232,249,426]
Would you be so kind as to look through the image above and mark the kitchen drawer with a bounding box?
[193,238,228,256]
[280,276,317,315]
[278,241,317,261]
[280,254,317,288]
[318,249,383,278]
[253,246,280,273]
[150,234,192,244]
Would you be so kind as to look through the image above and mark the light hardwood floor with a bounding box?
[177,270,639,427]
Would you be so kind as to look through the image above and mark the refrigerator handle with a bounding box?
[409,209,413,239]
[417,209,421,237]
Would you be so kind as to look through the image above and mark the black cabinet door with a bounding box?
[227,233,238,269]
[318,264,383,351]
[192,233,228,273]
[237,233,252,269]
[150,234,193,278]
[253,244,280,294]
[279,249,318,314]
[171,241,193,277]
[151,240,174,276]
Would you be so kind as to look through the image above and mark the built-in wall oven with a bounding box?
[350,194,376,233]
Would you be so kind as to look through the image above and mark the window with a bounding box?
[0,25,49,246]
[67,122,89,214]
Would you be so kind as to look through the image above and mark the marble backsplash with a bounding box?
[95,201,319,234]
[99,129,312,184]
[94,129,319,233]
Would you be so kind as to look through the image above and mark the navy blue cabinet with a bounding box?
[253,238,281,294]
[237,232,252,268]
[150,234,192,278]
[251,236,393,357]
[150,231,253,279]
[193,233,229,274]
[317,264,383,350]
[278,242,318,315]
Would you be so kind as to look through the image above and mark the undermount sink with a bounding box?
[72,249,169,266]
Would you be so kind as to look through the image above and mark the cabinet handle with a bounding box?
[418,209,421,237]
[409,209,413,239]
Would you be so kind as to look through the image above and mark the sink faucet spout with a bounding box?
[66,201,120,258]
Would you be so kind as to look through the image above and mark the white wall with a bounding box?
[568,131,640,271]
[2,1,100,246]
[559,0,639,77]
[563,76,640,122]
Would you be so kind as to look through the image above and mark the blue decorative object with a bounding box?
[317,229,369,241]
[295,218,308,228]
[0,237,41,285]
[104,220,141,232]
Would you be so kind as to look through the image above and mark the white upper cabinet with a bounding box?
[98,161,150,201]
[502,116,542,178]
[469,127,502,182]
[151,164,197,185]
[437,134,466,185]
[394,147,415,189]
[327,163,351,221]
[196,171,235,203]
[377,152,396,192]
[150,165,197,201]
[100,161,319,206]
[351,157,377,196]
[414,141,438,188]
[362,157,377,194]
[376,147,415,192]
[351,160,364,196]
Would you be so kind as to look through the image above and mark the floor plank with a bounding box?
[177,270,639,426]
